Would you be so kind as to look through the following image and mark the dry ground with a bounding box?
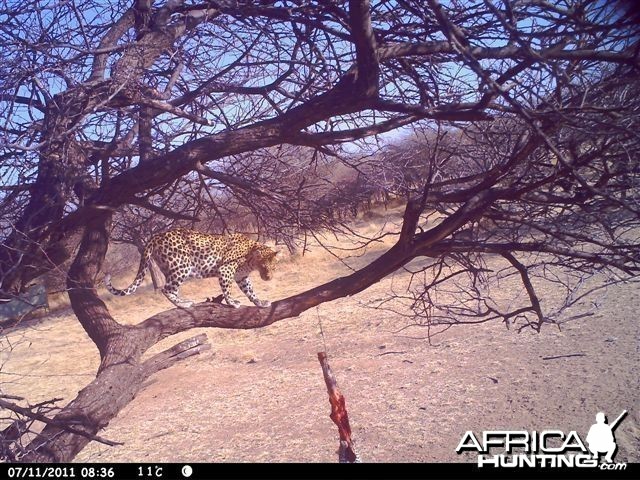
[1,206,639,462]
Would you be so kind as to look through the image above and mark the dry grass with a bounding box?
[1,204,638,462]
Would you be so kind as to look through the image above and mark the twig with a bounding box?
[0,399,122,447]
[0,394,25,401]
[376,350,406,356]
[541,353,586,361]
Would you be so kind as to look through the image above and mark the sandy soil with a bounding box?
[1,207,638,463]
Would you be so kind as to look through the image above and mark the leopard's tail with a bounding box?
[104,244,153,297]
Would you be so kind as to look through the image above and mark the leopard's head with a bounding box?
[250,244,280,281]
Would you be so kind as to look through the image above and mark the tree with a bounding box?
[0,0,638,462]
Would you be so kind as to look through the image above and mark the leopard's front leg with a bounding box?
[237,277,271,307]
[217,265,241,308]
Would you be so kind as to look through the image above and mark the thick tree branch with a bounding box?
[130,197,200,221]
[377,40,640,65]
[502,251,546,328]
[348,0,379,97]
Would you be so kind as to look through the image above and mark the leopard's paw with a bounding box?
[226,298,241,308]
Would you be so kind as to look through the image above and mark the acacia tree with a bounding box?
[0,0,639,462]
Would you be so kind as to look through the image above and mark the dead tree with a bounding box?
[0,0,638,462]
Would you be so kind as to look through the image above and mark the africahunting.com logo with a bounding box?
[456,410,628,469]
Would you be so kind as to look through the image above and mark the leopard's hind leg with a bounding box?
[161,267,195,308]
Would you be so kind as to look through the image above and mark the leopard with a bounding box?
[105,228,279,308]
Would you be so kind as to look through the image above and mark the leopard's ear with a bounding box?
[274,248,284,259]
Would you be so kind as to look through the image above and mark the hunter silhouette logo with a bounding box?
[456,410,629,469]
[586,410,627,463]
